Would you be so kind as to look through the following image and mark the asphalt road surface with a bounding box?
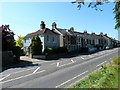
[0,47,119,88]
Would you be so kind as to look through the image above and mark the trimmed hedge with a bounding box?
[79,47,88,53]
[43,47,68,55]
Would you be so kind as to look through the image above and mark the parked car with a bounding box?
[105,46,110,50]
[88,47,97,53]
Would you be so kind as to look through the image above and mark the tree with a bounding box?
[72,0,120,29]
[113,1,120,29]
[15,35,24,48]
[30,35,42,55]
[35,35,42,54]
[72,0,109,11]
[0,25,15,51]
[0,25,21,61]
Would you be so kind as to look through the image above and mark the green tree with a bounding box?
[35,35,42,54]
[30,35,42,55]
[15,35,24,48]
[114,1,120,29]
[30,37,36,55]
[0,25,21,61]
[1,25,15,51]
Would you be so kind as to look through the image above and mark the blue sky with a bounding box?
[1,2,118,40]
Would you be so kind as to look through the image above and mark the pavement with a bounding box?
[0,47,119,88]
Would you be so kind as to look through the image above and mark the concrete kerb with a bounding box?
[20,56,41,62]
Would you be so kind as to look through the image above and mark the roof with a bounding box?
[24,28,59,38]
[56,28,68,35]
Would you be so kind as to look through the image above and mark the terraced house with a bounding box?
[23,21,117,53]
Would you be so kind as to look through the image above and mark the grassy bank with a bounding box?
[71,57,120,88]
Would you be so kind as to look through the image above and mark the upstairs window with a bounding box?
[47,35,49,41]
[52,36,54,42]
[24,39,26,43]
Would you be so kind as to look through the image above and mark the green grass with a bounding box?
[71,57,120,88]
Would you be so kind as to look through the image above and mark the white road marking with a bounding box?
[59,62,73,67]
[96,61,107,67]
[0,74,10,81]
[2,67,37,76]
[33,67,40,74]
[71,59,74,63]
[81,57,84,59]
[2,70,45,84]
[56,70,88,88]
[88,55,93,57]
[57,62,60,67]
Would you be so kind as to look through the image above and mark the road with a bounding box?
[0,48,119,88]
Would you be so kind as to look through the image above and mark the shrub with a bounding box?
[54,47,68,54]
[12,46,21,62]
[24,50,28,55]
[94,45,101,50]
[79,47,88,52]
[43,48,55,55]
[30,35,42,55]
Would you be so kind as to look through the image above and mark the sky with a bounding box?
[1,2,118,40]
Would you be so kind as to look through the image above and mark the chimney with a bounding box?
[104,33,107,36]
[91,32,95,35]
[52,22,57,29]
[84,30,87,34]
[100,32,103,35]
[70,27,74,31]
[40,21,45,29]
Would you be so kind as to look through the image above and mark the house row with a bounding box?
[23,21,118,52]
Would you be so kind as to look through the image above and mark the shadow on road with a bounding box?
[40,50,101,61]
[2,60,40,72]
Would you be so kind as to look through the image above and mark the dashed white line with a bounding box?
[33,67,40,74]
[0,74,10,81]
[2,70,45,84]
[96,61,107,67]
[81,57,84,59]
[56,70,88,88]
[88,55,93,57]
[57,62,60,67]
[2,67,37,76]
[71,59,74,63]
[59,62,73,67]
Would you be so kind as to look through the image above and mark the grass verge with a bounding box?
[71,56,120,88]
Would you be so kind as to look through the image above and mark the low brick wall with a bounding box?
[1,51,14,67]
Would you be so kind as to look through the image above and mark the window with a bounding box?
[24,39,26,43]
[52,36,54,42]
[79,38,81,42]
[47,35,49,41]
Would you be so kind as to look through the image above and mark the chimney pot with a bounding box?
[52,22,57,29]
[40,21,45,29]
[70,27,74,31]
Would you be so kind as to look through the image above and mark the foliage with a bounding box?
[72,0,109,11]
[12,46,21,61]
[113,1,120,29]
[1,25,15,51]
[15,35,24,48]
[94,45,101,50]
[72,0,120,29]
[54,47,68,54]
[79,47,88,52]
[0,25,21,61]
[43,47,68,55]
[71,57,119,88]
[43,48,55,55]
[30,35,42,55]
